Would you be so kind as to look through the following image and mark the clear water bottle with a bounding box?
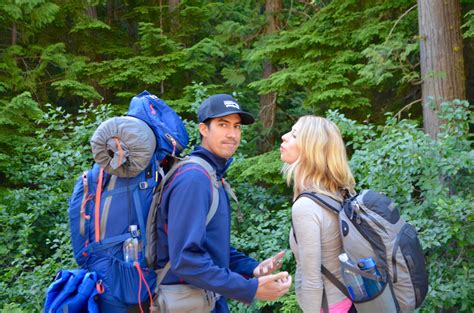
[357,257,384,297]
[339,253,368,301]
[123,225,142,263]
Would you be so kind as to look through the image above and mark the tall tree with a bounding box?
[258,0,282,152]
[417,0,466,139]
[169,0,180,13]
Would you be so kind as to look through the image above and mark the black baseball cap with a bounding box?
[198,94,255,125]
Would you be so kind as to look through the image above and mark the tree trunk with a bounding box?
[11,22,17,45]
[417,0,466,139]
[258,0,282,152]
[107,0,114,25]
[168,0,180,33]
[159,0,163,30]
[85,6,97,19]
[169,0,180,13]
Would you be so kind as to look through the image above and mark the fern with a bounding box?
[463,9,474,38]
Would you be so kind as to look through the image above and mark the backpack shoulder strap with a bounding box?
[293,192,350,300]
[321,265,351,299]
[297,192,342,214]
[222,179,243,222]
[150,155,221,286]
[185,156,220,225]
[291,192,342,243]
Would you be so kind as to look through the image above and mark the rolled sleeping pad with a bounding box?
[90,116,156,177]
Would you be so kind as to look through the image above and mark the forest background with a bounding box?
[0,0,472,312]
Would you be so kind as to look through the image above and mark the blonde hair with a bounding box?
[282,115,355,201]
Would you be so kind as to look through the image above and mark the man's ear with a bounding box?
[198,122,208,138]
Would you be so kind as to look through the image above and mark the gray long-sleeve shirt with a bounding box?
[289,196,348,312]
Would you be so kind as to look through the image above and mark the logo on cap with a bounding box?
[223,100,240,109]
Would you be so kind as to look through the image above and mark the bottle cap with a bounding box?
[338,253,349,263]
[129,224,139,237]
[358,257,376,270]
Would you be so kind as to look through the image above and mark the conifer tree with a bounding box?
[417,0,466,139]
[258,0,282,152]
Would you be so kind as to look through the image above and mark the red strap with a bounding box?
[96,280,105,294]
[94,168,104,242]
[80,194,93,220]
[82,240,89,257]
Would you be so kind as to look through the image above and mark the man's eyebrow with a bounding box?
[217,117,241,125]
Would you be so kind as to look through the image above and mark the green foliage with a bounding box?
[51,79,104,101]
[0,102,115,311]
[0,92,43,182]
[249,0,419,117]
[356,34,420,87]
[226,101,472,312]
[70,18,111,33]
[229,150,286,187]
[332,100,473,312]
[463,9,474,38]
[0,42,98,105]
[0,0,472,311]
[0,0,60,44]
[0,97,471,312]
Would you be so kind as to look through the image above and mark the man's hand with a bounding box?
[253,251,286,277]
[255,271,292,301]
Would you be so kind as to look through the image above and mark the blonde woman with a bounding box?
[280,116,356,313]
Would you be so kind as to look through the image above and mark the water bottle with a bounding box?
[357,257,384,297]
[338,253,368,301]
[123,225,142,263]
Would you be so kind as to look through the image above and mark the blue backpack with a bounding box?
[63,91,188,311]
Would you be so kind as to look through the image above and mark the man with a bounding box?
[154,94,291,312]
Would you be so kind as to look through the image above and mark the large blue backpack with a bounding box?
[67,91,188,311]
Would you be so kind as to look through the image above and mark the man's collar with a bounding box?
[191,146,233,177]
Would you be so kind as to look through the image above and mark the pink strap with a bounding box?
[320,297,352,313]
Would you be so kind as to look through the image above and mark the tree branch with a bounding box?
[395,98,422,120]
[386,4,418,43]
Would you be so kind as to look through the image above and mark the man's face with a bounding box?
[199,114,242,160]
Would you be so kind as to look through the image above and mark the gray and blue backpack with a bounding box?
[295,190,429,313]
[66,90,189,311]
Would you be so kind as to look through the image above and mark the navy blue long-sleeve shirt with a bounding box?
[156,146,259,312]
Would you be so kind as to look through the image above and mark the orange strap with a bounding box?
[135,262,154,313]
[114,137,123,167]
[149,103,156,115]
[94,168,104,242]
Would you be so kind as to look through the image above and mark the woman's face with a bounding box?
[280,122,300,164]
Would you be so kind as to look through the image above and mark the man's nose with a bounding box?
[227,128,238,138]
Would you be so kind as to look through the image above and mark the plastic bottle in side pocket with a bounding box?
[339,253,368,301]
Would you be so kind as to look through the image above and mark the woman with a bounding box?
[280,116,355,313]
